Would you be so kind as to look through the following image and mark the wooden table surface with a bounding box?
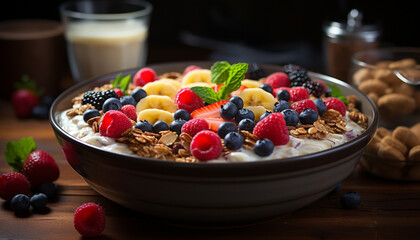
[1,100,420,240]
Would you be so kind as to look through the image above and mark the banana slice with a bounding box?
[183,82,216,89]
[245,105,269,122]
[137,109,174,125]
[181,69,212,86]
[136,95,177,113]
[156,78,182,90]
[142,81,178,99]
[241,79,262,88]
[238,88,276,111]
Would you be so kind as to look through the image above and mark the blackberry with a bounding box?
[303,81,324,98]
[81,90,119,110]
[245,63,267,80]
[283,64,305,75]
[288,69,311,87]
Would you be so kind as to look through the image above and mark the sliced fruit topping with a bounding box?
[181,118,209,137]
[136,95,177,113]
[174,88,204,113]
[290,99,318,114]
[133,67,158,87]
[190,130,222,161]
[190,100,229,119]
[230,85,248,97]
[204,117,236,132]
[137,109,174,125]
[99,110,133,138]
[183,65,202,76]
[253,112,289,145]
[237,88,276,111]
[241,79,262,88]
[181,69,212,86]
[142,81,178,99]
[156,78,182,90]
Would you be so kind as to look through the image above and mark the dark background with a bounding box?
[1,0,420,73]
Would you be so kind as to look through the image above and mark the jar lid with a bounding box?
[324,9,381,42]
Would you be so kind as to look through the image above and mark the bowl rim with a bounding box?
[50,61,379,173]
[351,46,420,70]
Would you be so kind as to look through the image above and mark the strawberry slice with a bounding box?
[230,85,248,97]
[212,84,224,93]
[205,117,237,132]
[190,100,229,119]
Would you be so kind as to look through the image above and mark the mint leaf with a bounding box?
[211,61,231,85]
[218,63,248,100]
[111,73,131,95]
[4,137,36,172]
[327,84,348,104]
[190,86,220,104]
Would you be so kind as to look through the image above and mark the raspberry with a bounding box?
[181,118,209,137]
[190,130,223,161]
[324,97,347,116]
[290,99,318,114]
[289,87,309,102]
[120,105,137,121]
[113,88,123,98]
[253,113,289,145]
[264,72,290,89]
[174,88,204,113]
[74,202,106,237]
[0,172,30,201]
[183,65,202,75]
[133,67,158,87]
[99,110,133,138]
[302,81,325,98]
[81,90,119,110]
[288,69,311,87]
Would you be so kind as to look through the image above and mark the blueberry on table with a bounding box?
[217,121,237,138]
[281,109,299,126]
[238,118,256,132]
[273,100,290,113]
[254,138,274,157]
[229,96,244,110]
[153,121,169,133]
[131,88,147,102]
[224,132,244,150]
[102,97,122,112]
[32,105,49,119]
[341,191,361,209]
[220,102,238,120]
[30,193,48,211]
[38,182,58,199]
[135,120,153,132]
[174,109,190,121]
[83,109,101,122]
[11,194,30,215]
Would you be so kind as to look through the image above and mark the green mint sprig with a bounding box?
[111,73,131,95]
[190,61,248,104]
[327,84,348,104]
[4,137,36,172]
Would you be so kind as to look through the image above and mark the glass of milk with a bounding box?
[60,0,152,82]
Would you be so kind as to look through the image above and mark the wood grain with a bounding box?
[1,100,420,239]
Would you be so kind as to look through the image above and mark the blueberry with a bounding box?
[254,138,274,157]
[238,118,256,132]
[299,109,318,124]
[131,88,147,102]
[31,105,49,119]
[83,109,101,122]
[38,182,58,199]
[341,191,361,209]
[135,120,153,132]
[217,121,237,138]
[259,84,273,94]
[259,111,272,121]
[220,102,238,120]
[102,97,122,112]
[120,96,136,106]
[224,132,244,150]
[174,109,190,121]
[229,96,244,110]
[330,182,343,194]
[281,109,299,126]
[313,99,327,116]
[11,194,30,215]
[325,88,332,98]
[273,100,290,113]
[30,193,48,211]
[235,108,255,123]
[170,119,187,134]
[276,89,290,101]
[153,121,169,133]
